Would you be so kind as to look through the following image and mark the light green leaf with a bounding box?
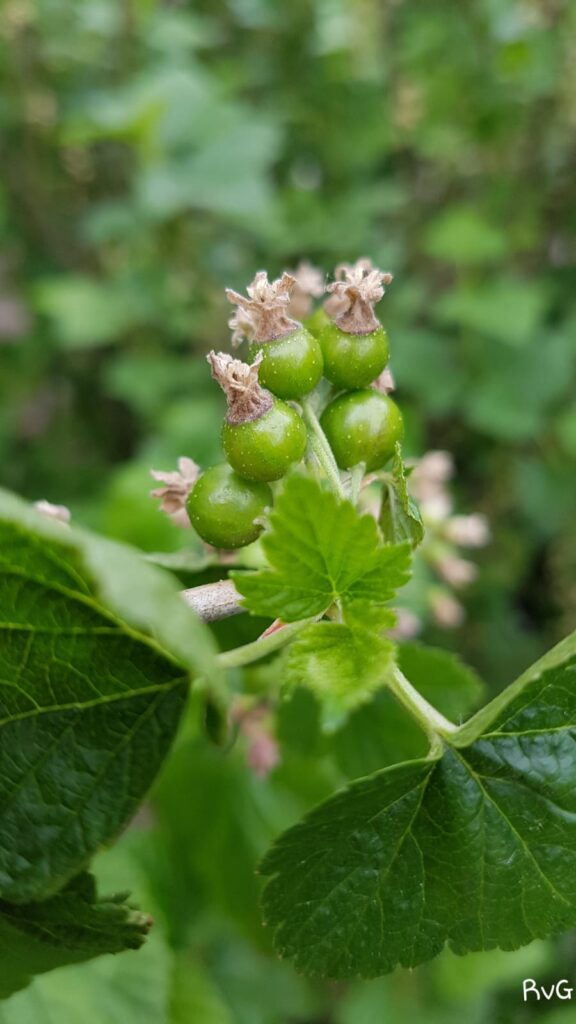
[433,277,549,348]
[0,489,216,906]
[379,444,424,548]
[261,639,576,978]
[34,276,139,349]
[284,610,395,727]
[170,956,233,1024]
[422,206,508,266]
[232,476,411,621]
[0,873,150,1000]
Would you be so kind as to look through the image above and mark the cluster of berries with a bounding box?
[178,260,403,549]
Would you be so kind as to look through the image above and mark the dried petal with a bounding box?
[226,271,300,343]
[207,350,272,424]
[326,259,393,334]
[150,457,200,527]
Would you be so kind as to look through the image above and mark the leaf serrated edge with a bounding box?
[451,630,576,747]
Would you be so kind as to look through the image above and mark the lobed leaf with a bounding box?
[232,476,411,621]
[284,609,395,727]
[261,641,576,978]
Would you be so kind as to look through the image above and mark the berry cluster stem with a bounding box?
[216,619,313,669]
[302,398,345,498]
[387,665,458,746]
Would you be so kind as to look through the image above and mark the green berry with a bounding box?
[249,327,323,400]
[223,400,307,482]
[187,463,272,549]
[320,323,389,389]
[303,306,330,338]
[320,389,403,471]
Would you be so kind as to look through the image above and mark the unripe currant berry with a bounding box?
[208,351,307,482]
[304,305,330,338]
[320,323,389,390]
[227,272,323,399]
[187,463,272,549]
[320,389,404,471]
[321,260,393,389]
[249,328,323,400]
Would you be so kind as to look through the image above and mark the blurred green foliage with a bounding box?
[1,0,576,1018]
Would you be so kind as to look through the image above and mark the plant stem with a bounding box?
[348,462,366,505]
[302,399,345,497]
[216,619,310,669]
[182,579,242,621]
[387,665,458,743]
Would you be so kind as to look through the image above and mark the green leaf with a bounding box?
[379,444,424,548]
[433,277,549,348]
[284,608,395,727]
[0,873,150,1000]
[34,276,140,349]
[0,489,216,905]
[232,476,411,621]
[170,956,233,1024]
[422,206,508,266]
[261,638,576,978]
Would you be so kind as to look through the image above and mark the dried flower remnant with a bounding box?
[34,499,71,525]
[325,260,393,334]
[228,305,256,348]
[150,456,199,527]
[207,350,273,424]
[226,271,300,344]
[373,367,396,393]
[287,261,326,320]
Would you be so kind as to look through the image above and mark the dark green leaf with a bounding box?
[261,638,576,978]
[0,873,150,1000]
[0,489,216,904]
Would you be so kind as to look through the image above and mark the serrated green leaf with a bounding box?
[261,641,576,978]
[0,873,150,1000]
[284,613,395,727]
[379,445,424,548]
[0,489,216,905]
[232,476,411,622]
